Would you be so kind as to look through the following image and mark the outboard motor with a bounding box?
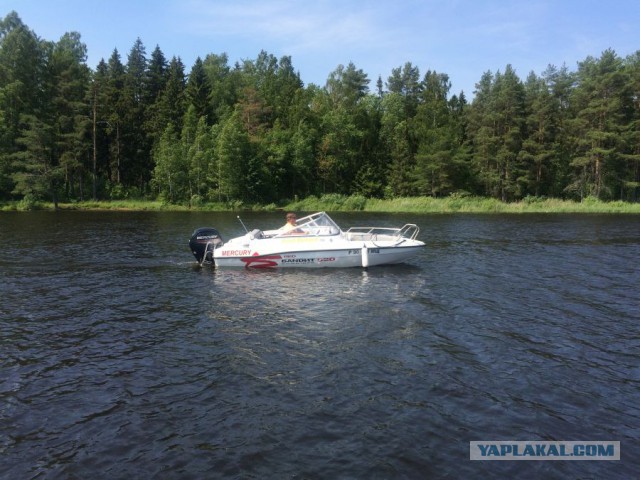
[189,227,224,264]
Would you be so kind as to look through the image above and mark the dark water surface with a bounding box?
[1,211,638,479]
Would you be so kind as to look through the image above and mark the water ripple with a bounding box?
[1,212,639,478]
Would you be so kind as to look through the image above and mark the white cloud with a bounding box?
[177,0,394,54]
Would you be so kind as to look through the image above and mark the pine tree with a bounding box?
[413,70,457,196]
[619,52,640,201]
[186,57,211,121]
[272,55,304,128]
[568,50,627,199]
[89,59,109,199]
[49,32,91,200]
[306,63,366,194]
[325,62,369,109]
[381,92,414,196]
[203,53,237,125]
[143,45,168,155]
[493,65,526,200]
[157,56,186,133]
[467,71,499,196]
[386,62,421,118]
[467,66,526,200]
[353,94,386,198]
[520,71,557,197]
[0,12,47,199]
[543,63,575,196]
[146,45,167,104]
[105,49,125,188]
[122,38,150,192]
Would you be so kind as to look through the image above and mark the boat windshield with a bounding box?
[276,211,341,237]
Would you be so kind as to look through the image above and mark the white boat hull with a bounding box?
[190,212,425,269]
[214,244,424,268]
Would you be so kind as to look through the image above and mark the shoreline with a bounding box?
[3,195,640,214]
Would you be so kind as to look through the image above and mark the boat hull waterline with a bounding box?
[189,212,425,269]
[216,245,425,268]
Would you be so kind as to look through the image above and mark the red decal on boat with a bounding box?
[241,255,282,268]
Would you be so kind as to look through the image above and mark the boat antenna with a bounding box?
[237,215,249,233]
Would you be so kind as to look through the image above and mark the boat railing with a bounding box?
[345,224,420,242]
[398,223,420,240]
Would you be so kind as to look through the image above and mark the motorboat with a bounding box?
[189,211,424,268]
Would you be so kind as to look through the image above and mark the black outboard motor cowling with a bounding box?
[189,227,224,264]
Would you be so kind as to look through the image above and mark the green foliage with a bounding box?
[216,110,251,201]
[16,192,39,210]
[1,11,640,208]
[152,124,186,202]
[287,193,368,211]
[566,50,629,200]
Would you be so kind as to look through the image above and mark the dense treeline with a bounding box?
[1,11,639,207]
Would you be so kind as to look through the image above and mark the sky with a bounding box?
[2,0,639,97]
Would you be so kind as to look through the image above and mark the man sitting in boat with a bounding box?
[280,213,305,234]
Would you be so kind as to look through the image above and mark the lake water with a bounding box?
[1,211,638,479]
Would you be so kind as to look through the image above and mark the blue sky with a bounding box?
[2,0,639,97]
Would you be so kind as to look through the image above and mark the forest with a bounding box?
[1,11,639,209]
